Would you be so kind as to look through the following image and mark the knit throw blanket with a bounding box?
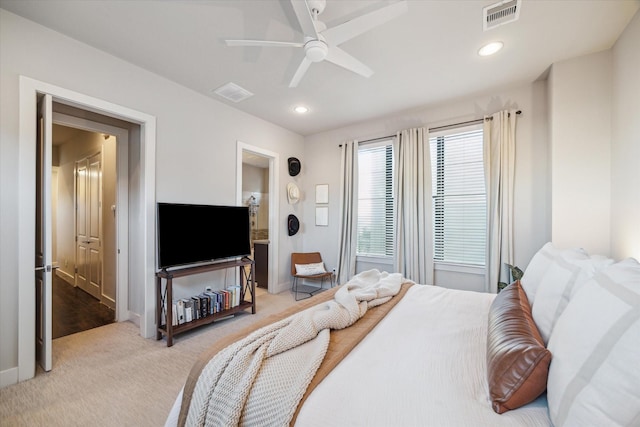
[185,270,407,427]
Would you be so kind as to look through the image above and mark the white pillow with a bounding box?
[520,242,587,307]
[546,258,640,427]
[295,262,326,276]
[532,254,613,344]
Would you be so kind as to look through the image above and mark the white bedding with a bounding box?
[167,285,551,426]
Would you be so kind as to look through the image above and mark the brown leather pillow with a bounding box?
[487,281,551,414]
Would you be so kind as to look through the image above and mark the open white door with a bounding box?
[35,93,53,372]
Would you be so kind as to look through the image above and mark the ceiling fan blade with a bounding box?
[325,46,373,78]
[290,0,319,39]
[225,39,304,48]
[322,1,408,46]
[289,57,312,88]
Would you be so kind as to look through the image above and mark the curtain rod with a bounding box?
[339,110,522,147]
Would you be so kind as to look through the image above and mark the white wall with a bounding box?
[548,51,612,255]
[0,9,303,380]
[303,82,550,291]
[611,11,640,261]
[56,159,76,281]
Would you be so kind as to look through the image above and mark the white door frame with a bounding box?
[53,112,130,322]
[18,76,156,382]
[236,141,279,294]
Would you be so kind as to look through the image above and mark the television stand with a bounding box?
[155,257,255,347]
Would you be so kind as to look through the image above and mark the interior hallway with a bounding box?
[52,274,114,339]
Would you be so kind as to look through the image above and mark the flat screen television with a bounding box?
[156,202,251,270]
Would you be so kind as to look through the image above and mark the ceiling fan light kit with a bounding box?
[225,0,408,88]
[304,39,328,62]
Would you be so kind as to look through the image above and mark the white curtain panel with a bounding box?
[394,128,434,285]
[484,110,517,293]
[336,140,359,285]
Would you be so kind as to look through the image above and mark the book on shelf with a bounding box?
[162,298,180,327]
[176,299,185,325]
[213,291,223,313]
[227,285,241,307]
[191,296,201,320]
[171,302,178,326]
[182,298,193,323]
[204,291,218,315]
[224,288,232,309]
[198,295,208,318]
[218,289,229,311]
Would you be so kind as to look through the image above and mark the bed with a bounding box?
[166,245,640,427]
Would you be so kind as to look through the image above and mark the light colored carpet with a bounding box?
[0,288,302,427]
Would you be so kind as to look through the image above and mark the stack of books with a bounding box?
[165,285,242,326]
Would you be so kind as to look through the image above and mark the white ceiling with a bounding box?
[2,0,637,136]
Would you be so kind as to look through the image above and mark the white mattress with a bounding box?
[167,285,551,426]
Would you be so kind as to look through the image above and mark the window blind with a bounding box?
[357,142,394,257]
[429,127,486,266]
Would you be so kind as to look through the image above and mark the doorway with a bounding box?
[236,142,280,294]
[50,123,119,338]
[242,153,270,288]
[18,76,157,382]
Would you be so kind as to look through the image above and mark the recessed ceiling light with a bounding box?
[478,41,504,56]
[294,105,309,114]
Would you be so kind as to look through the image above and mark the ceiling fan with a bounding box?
[225,0,408,87]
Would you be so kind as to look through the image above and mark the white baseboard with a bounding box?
[128,311,140,326]
[272,281,290,295]
[55,268,74,285]
[128,311,140,328]
[102,294,116,310]
[0,366,18,388]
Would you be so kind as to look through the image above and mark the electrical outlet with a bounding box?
[205,286,212,292]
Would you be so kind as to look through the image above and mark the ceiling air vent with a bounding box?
[483,0,521,31]
[213,82,254,103]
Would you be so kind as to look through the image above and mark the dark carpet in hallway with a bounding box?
[52,274,115,339]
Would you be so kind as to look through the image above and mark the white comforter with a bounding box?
[167,285,551,426]
[295,285,551,426]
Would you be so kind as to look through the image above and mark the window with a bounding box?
[357,141,395,257]
[429,125,486,266]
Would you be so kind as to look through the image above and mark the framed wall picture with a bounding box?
[315,206,329,226]
[315,184,329,204]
